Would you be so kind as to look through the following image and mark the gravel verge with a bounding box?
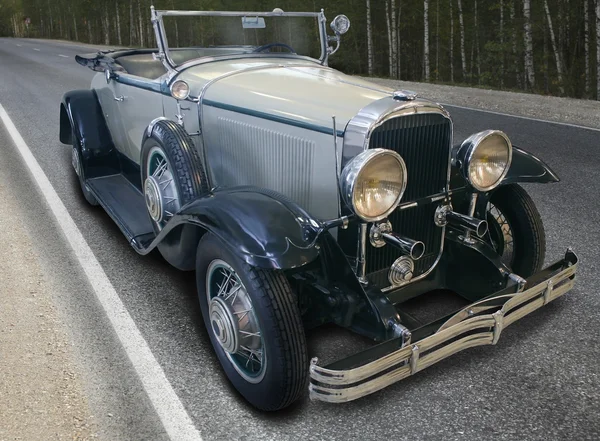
[362,77,600,130]
[0,157,97,441]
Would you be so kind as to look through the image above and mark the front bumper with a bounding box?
[309,249,578,403]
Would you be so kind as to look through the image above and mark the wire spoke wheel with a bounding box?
[206,259,266,383]
[144,146,180,230]
[487,202,515,267]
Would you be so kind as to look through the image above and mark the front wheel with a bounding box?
[196,233,308,411]
[486,184,546,277]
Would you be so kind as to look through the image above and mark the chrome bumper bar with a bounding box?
[309,249,578,403]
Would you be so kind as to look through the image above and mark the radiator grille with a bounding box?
[366,113,451,286]
[369,113,450,201]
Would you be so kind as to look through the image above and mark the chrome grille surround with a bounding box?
[343,97,453,290]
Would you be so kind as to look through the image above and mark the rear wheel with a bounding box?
[196,233,309,411]
[486,184,546,277]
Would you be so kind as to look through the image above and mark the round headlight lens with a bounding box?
[462,131,512,191]
[170,80,190,100]
[341,149,407,222]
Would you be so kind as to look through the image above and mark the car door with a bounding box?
[111,78,165,165]
[94,79,130,157]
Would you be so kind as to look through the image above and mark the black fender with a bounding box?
[59,90,114,160]
[501,146,559,185]
[137,186,322,270]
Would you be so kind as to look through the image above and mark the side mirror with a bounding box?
[330,15,350,36]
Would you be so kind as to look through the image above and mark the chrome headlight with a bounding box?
[455,130,512,192]
[170,80,190,100]
[340,149,407,222]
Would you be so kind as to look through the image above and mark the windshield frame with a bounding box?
[151,8,330,78]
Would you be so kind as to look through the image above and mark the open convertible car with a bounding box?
[59,8,578,411]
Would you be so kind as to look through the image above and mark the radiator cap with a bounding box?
[393,90,418,101]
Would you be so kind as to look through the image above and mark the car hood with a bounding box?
[176,58,393,132]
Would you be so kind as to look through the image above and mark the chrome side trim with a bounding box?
[309,252,578,403]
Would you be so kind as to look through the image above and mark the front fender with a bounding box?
[142,187,322,270]
[60,89,114,158]
[502,146,559,185]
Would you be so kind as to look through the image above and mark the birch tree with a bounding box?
[450,0,454,82]
[597,0,600,99]
[543,0,563,93]
[584,0,590,96]
[500,0,504,88]
[137,0,145,47]
[424,0,430,81]
[457,0,467,80]
[366,0,374,76]
[510,0,521,88]
[391,0,398,78]
[436,0,440,80]
[386,1,393,76]
[115,1,122,46]
[129,1,135,46]
[523,0,535,89]
[474,0,481,84]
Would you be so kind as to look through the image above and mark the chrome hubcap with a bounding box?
[144,146,180,229]
[144,176,163,222]
[209,296,240,354]
[207,260,265,383]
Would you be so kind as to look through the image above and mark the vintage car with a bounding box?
[59,8,578,411]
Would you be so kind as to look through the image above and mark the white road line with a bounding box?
[58,54,69,58]
[33,48,41,51]
[442,103,600,133]
[0,103,203,441]
[16,44,22,47]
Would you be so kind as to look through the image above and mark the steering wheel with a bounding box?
[252,42,296,54]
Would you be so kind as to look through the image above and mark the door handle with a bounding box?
[113,95,125,102]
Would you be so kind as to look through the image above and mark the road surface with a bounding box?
[0,38,599,441]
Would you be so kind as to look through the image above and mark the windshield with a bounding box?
[156,11,327,67]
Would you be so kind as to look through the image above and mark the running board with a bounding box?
[86,174,155,249]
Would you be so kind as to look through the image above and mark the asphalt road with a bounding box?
[0,38,599,441]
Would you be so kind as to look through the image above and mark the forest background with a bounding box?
[1,0,599,100]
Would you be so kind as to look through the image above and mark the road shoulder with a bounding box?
[0,154,97,440]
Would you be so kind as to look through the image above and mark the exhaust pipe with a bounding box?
[445,211,488,238]
[382,232,425,260]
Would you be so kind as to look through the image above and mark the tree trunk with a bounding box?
[543,0,563,93]
[87,19,93,44]
[424,0,430,81]
[500,0,504,88]
[544,12,549,94]
[510,0,521,88]
[103,4,110,45]
[366,0,374,76]
[597,0,600,99]
[386,1,393,77]
[450,0,454,82]
[436,0,440,80]
[474,0,480,84]
[584,0,591,96]
[391,0,398,78]
[130,1,135,45]
[138,0,145,48]
[116,1,122,46]
[397,3,402,79]
[47,0,53,36]
[523,0,535,89]
[171,0,179,46]
[457,0,467,80]
[73,17,78,41]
